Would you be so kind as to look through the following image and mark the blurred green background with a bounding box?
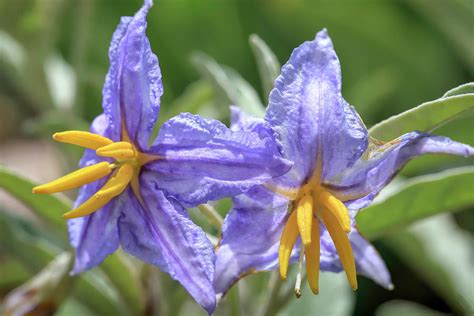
[0,0,472,315]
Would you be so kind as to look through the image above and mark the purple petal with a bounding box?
[102,0,163,148]
[265,29,367,187]
[214,186,297,296]
[350,232,393,289]
[117,171,216,314]
[146,112,292,207]
[325,131,474,209]
[230,106,272,135]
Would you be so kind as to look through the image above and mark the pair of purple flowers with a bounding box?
[33,1,473,314]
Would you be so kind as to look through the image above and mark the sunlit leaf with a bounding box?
[249,34,280,102]
[191,52,265,117]
[442,82,474,98]
[369,92,474,141]
[357,167,474,239]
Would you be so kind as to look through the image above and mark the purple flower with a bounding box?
[214,30,474,297]
[32,1,290,313]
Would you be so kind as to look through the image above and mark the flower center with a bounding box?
[270,174,357,295]
[32,130,159,219]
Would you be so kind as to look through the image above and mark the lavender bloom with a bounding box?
[215,30,474,297]
[32,1,290,313]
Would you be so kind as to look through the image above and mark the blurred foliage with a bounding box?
[0,0,473,316]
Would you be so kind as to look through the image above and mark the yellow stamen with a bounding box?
[278,210,299,280]
[96,142,136,159]
[53,131,113,150]
[296,194,313,246]
[320,208,357,290]
[305,217,320,294]
[63,164,134,219]
[32,162,113,194]
[319,190,351,233]
[130,172,145,208]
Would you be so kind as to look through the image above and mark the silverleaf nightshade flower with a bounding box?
[32,1,291,313]
[214,30,474,298]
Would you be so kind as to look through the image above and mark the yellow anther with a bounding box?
[63,164,134,219]
[32,162,113,194]
[296,194,313,246]
[321,208,357,290]
[318,190,351,233]
[305,217,320,295]
[96,142,136,159]
[53,131,113,150]
[279,210,299,280]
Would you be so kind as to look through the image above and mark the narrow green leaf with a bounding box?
[369,92,474,141]
[376,300,449,316]
[0,258,30,289]
[101,253,144,315]
[442,82,474,98]
[384,215,473,314]
[280,273,354,316]
[158,80,216,126]
[249,34,280,102]
[3,252,74,315]
[0,212,124,315]
[0,165,69,232]
[0,166,143,314]
[357,167,474,239]
[191,52,265,117]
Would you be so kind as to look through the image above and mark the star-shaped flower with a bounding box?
[214,30,474,297]
[32,1,290,313]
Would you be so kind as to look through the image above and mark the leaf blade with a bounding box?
[357,167,474,239]
[191,52,265,117]
[249,34,280,102]
[369,91,474,141]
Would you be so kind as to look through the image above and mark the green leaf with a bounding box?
[357,167,474,239]
[100,253,144,315]
[384,215,473,314]
[191,52,265,117]
[369,92,474,141]
[376,300,449,316]
[158,80,216,125]
[249,34,280,102]
[0,257,30,289]
[0,165,69,232]
[442,82,474,98]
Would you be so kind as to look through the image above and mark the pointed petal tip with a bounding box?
[316,28,329,38]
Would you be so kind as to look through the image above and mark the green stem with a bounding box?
[197,204,223,232]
